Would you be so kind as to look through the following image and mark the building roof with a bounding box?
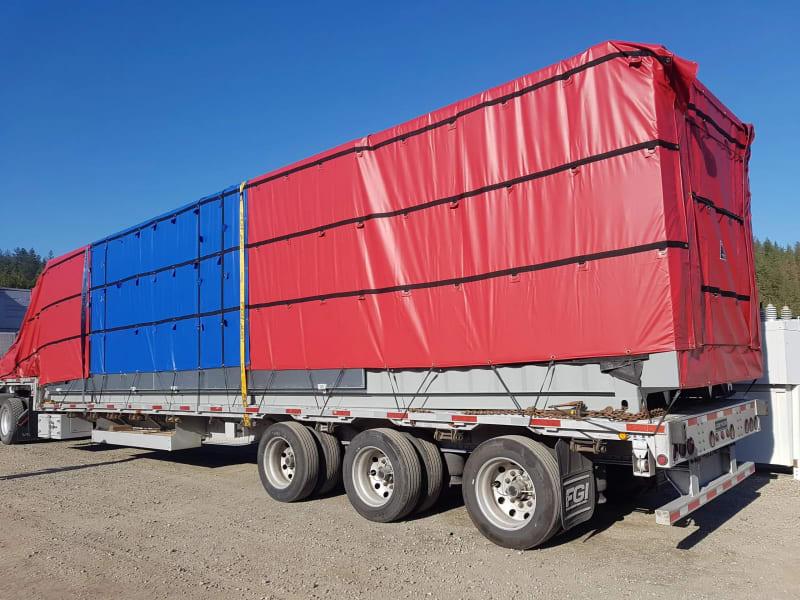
[0,287,31,332]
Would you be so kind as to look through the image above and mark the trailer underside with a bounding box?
[0,350,763,549]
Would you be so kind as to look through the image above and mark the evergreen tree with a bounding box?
[753,237,800,313]
[0,248,48,288]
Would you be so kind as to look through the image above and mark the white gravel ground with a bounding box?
[0,439,797,600]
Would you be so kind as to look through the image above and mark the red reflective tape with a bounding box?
[531,418,561,427]
[68,403,76,408]
[670,511,682,523]
[688,499,701,512]
[332,409,351,417]
[210,406,223,412]
[245,407,259,413]
[452,414,478,423]
[706,411,718,421]
[723,408,733,416]
[151,405,163,410]
[736,472,746,482]
[723,480,733,490]
[179,405,191,411]
[387,411,409,420]
[739,405,747,413]
[105,404,115,409]
[286,408,302,415]
[687,417,698,426]
[706,489,717,501]
[87,404,94,409]
[625,423,665,433]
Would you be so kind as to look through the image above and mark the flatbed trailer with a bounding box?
[0,361,765,548]
[0,40,763,549]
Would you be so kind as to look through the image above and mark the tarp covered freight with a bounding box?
[0,248,88,384]
[89,185,247,374]
[0,40,761,388]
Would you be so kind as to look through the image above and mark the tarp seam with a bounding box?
[700,285,750,301]
[691,193,744,224]
[249,241,691,309]
[687,104,747,149]
[247,139,680,249]
[90,139,680,292]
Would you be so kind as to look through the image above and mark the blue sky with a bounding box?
[1,1,797,257]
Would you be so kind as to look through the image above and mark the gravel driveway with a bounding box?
[0,439,797,600]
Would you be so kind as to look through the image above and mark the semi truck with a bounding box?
[0,40,764,549]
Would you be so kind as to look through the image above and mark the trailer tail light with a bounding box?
[656,454,668,466]
[686,437,695,455]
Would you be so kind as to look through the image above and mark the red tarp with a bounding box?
[0,248,88,385]
[246,40,761,387]
[1,40,761,389]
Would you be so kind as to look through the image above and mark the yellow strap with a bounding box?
[238,181,251,427]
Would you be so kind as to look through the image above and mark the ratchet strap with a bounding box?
[238,181,251,427]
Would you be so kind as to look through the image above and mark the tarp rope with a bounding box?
[239,181,251,427]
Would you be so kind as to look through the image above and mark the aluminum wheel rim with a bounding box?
[263,436,296,489]
[474,457,536,531]
[0,406,10,437]
[352,446,394,507]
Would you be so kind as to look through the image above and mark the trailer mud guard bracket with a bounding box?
[555,439,596,530]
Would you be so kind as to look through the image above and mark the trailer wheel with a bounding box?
[309,427,343,496]
[463,435,561,550]
[257,421,320,502]
[344,428,422,523]
[403,432,444,514]
[0,396,25,445]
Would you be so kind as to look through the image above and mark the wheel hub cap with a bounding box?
[0,408,10,436]
[476,458,537,530]
[263,436,296,490]
[353,447,395,507]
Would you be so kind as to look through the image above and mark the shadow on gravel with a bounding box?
[672,473,772,550]
[541,472,773,551]
[0,456,140,481]
[135,444,259,468]
[405,485,466,521]
[70,440,258,467]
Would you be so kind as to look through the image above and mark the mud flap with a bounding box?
[555,439,596,530]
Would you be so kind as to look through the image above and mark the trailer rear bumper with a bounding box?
[655,461,755,525]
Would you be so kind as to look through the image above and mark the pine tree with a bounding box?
[0,248,48,288]
[753,237,800,314]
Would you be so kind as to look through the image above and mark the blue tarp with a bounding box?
[89,185,248,374]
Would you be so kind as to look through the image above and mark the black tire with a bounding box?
[463,435,561,550]
[309,427,343,496]
[257,421,320,502]
[403,432,444,514]
[0,396,25,445]
[343,428,422,523]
